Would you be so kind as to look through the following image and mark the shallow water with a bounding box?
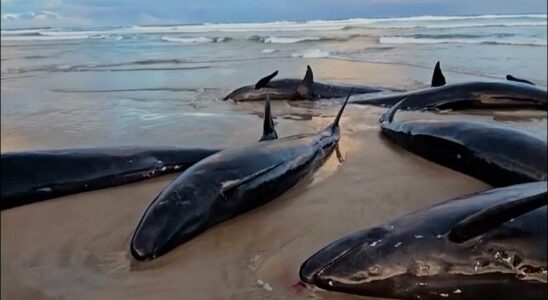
[1,14,547,300]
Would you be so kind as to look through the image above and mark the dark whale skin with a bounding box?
[380,120,547,187]
[1,147,220,210]
[353,81,547,110]
[300,181,547,300]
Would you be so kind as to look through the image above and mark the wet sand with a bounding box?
[2,58,547,300]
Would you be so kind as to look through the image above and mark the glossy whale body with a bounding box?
[1,147,220,210]
[223,66,384,101]
[300,181,548,300]
[352,81,548,110]
[379,100,547,187]
[130,92,352,261]
[224,79,381,101]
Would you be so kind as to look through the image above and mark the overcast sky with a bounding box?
[1,0,547,28]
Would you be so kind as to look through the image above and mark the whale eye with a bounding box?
[350,272,368,281]
[368,265,382,275]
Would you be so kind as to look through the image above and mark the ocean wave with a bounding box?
[2,14,546,40]
[247,35,325,44]
[368,14,546,22]
[0,30,129,41]
[379,36,547,46]
[261,49,279,54]
[291,49,331,58]
[38,30,110,36]
[0,29,43,35]
[2,14,546,43]
[132,21,347,33]
[368,22,546,29]
[132,16,546,33]
[161,36,229,44]
[1,34,90,41]
[406,33,516,39]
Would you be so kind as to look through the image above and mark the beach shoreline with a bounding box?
[2,14,547,299]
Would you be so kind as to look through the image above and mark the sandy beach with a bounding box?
[2,14,547,300]
[2,86,546,299]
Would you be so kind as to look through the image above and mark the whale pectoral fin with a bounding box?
[297,65,314,99]
[448,190,547,243]
[506,74,535,86]
[220,161,286,199]
[255,70,279,89]
[431,61,446,87]
[260,92,278,141]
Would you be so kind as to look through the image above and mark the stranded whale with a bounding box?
[379,99,547,186]
[1,147,221,210]
[131,91,353,260]
[352,62,547,110]
[300,181,547,300]
[223,65,384,101]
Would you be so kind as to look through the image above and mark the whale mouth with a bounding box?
[130,195,208,261]
[130,227,166,261]
[130,244,157,261]
[130,217,184,261]
[299,226,389,285]
[299,240,364,286]
[130,198,182,261]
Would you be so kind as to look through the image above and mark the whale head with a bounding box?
[130,179,217,261]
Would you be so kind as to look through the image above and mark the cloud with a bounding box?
[1,10,61,21]
[1,13,18,20]
[34,11,61,20]
[1,9,91,28]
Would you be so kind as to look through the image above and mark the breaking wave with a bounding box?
[379,36,547,46]
[291,49,331,58]
[247,35,327,43]
[2,14,545,42]
[161,36,230,44]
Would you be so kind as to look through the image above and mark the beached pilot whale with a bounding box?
[300,181,547,300]
[131,91,353,261]
[379,99,547,187]
[352,62,548,110]
[1,147,221,210]
[1,88,283,211]
[223,65,384,101]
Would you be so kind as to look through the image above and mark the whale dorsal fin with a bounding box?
[297,65,314,99]
[506,74,535,86]
[379,97,407,124]
[448,190,547,243]
[255,70,279,89]
[431,61,446,87]
[331,88,353,129]
[260,92,278,141]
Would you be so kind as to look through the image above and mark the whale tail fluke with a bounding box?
[431,61,446,87]
[260,92,278,141]
[379,97,407,124]
[331,88,353,129]
[506,74,535,86]
[255,70,279,90]
[297,65,314,99]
